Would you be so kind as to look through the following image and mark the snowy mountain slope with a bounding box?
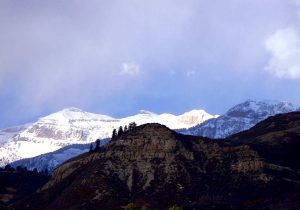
[182,100,299,139]
[0,124,31,146]
[11,139,110,172]
[0,108,216,167]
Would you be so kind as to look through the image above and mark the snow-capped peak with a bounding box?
[137,110,157,116]
[41,107,115,122]
[180,109,218,117]
[184,100,299,139]
[62,107,84,112]
[178,109,218,126]
[226,100,297,118]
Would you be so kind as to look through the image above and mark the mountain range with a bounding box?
[181,100,299,138]
[6,111,300,209]
[0,108,216,167]
[1,100,299,172]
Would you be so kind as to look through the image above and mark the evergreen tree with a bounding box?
[4,164,14,171]
[95,139,101,151]
[43,168,49,176]
[129,122,137,130]
[124,125,128,132]
[133,122,137,128]
[89,143,94,154]
[118,126,124,136]
[112,128,117,139]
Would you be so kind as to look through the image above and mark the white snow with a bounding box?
[41,107,116,122]
[0,108,216,167]
[184,100,299,139]
[11,144,92,172]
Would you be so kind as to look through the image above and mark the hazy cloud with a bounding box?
[264,0,300,79]
[120,62,140,76]
[265,28,300,79]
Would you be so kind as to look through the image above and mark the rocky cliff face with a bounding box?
[11,112,300,210]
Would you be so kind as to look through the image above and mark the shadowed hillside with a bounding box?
[0,168,49,208]
[6,112,300,209]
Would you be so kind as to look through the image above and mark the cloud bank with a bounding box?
[265,28,300,79]
[264,0,300,79]
[1,0,300,128]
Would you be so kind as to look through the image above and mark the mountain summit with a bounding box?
[41,107,116,122]
[184,100,299,138]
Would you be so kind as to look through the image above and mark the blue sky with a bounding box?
[1,0,300,128]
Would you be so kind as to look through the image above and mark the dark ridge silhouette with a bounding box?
[5,112,300,209]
